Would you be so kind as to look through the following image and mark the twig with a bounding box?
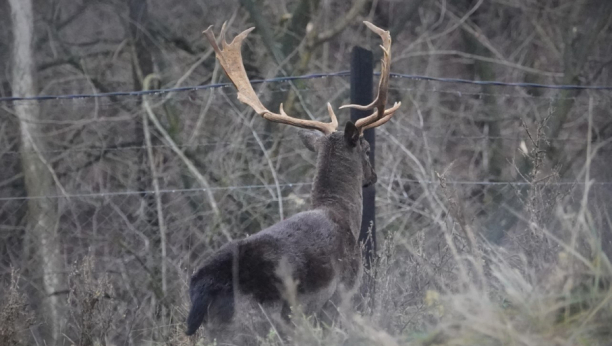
[23,130,69,198]
[220,92,285,220]
[188,60,219,145]
[142,74,168,296]
[313,0,368,46]
[393,50,563,78]
[403,0,483,52]
[142,74,221,218]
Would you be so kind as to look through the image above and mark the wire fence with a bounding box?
[3,71,612,103]
[0,74,610,223]
[0,133,594,158]
[1,72,610,199]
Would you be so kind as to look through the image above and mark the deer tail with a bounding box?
[186,246,237,335]
[186,288,210,335]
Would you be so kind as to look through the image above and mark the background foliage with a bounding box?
[1,0,612,345]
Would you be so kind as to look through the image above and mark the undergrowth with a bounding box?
[0,269,34,346]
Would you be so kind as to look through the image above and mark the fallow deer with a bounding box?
[186,21,400,341]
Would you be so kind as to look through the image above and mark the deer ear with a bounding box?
[344,121,360,147]
[298,130,323,152]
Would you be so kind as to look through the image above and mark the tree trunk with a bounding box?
[9,0,65,343]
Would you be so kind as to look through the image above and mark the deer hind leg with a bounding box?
[281,300,292,324]
[316,290,342,328]
[228,295,289,343]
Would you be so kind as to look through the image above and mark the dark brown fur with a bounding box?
[186,123,374,339]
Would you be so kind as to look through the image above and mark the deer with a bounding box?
[186,21,400,342]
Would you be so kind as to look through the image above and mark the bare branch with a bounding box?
[142,75,168,296]
[313,0,368,46]
[142,74,222,219]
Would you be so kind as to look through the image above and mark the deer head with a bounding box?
[202,21,400,194]
[298,123,376,187]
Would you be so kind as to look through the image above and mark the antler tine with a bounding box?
[203,24,338,135]
[339,21,401,133]
[361,102,401,130]
[219,21,228,47]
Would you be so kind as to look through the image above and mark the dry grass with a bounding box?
[0,269,34,346]
[65,256,115,346]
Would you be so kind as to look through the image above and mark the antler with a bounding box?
[339,21,401,133]
[203,23,338,135]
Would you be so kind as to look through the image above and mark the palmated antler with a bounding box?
[203,23,338,135]
[339,21,401,133]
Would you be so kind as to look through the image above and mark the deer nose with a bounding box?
[372,173,378,184]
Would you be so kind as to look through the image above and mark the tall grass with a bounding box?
[0,269,34,346]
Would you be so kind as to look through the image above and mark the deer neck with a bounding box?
[310,144,363,238]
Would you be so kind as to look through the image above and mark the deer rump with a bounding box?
[186,209,360,336]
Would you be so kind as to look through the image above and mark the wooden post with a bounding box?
[350,47,376,271]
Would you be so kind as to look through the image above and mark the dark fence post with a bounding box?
[350,47,376,276]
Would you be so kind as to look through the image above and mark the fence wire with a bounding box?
[3,71,612,103]
[1,74,610,199]
[0,80,609,245]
